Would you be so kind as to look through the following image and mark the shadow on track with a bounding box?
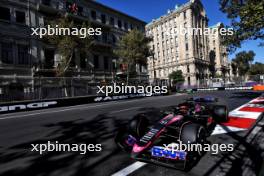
[0,114,129,176]
[229,91,263,99]
[203,119,263,176]
[0,106,169,176]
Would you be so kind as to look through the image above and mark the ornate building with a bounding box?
[0,0,147,97]
[146,0,229,87]
[208,22,229,77]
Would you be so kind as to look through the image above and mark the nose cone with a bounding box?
[132,144,146,153]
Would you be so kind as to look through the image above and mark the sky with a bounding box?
[96,0,263,63]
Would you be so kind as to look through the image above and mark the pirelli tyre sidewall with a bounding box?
[212,105,229,123]
[180,123,206,171]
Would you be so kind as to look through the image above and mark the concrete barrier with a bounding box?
[193,86,253,91]
[0,93,164,114]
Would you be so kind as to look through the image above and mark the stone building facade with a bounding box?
[0,0,147,94]
[208,22,229,77]
[146,0,229,87]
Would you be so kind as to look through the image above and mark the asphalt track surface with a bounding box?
[0,91,263,176]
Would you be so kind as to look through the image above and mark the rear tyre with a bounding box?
[212,105,229,123]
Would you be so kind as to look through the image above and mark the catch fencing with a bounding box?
[0,77,99,103]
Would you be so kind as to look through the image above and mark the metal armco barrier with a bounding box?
[193,86,253,91]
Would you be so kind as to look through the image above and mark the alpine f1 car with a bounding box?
[115,96,229,171]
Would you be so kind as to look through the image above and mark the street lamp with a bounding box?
[151,50,156,85]
[112,59,117,83]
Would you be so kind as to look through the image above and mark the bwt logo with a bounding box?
[0,101,57,112]
[151,146,186,160]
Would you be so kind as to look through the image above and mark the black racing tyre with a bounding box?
[212,105,229,123]
[128,114,149,138]
[115,128,134,152]
[180,123,206,171]
[180,123,206,145]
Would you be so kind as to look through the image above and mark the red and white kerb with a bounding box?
[212,97,264,135]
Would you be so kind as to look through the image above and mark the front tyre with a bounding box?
[180,123,206,171]
[129,114,149,138]
[115,128,136,152]
[180,123,206,150]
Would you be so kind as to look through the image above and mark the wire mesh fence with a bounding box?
[231,74,264,86]
[0,74,263,103]
[0,75,150,103]
[0,77,100,103]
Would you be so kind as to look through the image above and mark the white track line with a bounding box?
[111,162,147,176]
[0,106,140,120]
[0,103,114,120]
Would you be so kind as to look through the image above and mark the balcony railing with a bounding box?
[42,0,51,6]
[37,0,58,15]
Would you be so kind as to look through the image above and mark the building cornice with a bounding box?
[83,0,146,25]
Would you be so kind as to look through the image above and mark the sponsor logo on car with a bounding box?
[140,128,159,143]
[151,146,186,160]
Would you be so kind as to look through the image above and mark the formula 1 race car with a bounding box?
[115,96,228,171]
[189,96,218,103]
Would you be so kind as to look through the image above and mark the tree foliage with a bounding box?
[169,70,185,85]
[114,29,152,80]
[220,0,264,52]
[209,50,216,77]
[46,17,93,76]
[231,61,238,76]
[248,62,264,75]
[232,50,255,77]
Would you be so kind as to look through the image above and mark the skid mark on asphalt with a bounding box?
[112,96,264,176]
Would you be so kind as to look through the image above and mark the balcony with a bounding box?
[64,12,88,22]
[37,0,59,15]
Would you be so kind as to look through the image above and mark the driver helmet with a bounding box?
[179,104,189,114]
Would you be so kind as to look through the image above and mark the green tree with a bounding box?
[114,29,152,84]
[45,17,93,96]
[46,17,93,76]
[220,0,264,52]
[248,62,264,75]
[209,50,216,78]
[231,61,238,76]
[232,50,255,78]
[168,70,185,90]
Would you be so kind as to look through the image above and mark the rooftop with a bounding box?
[147,0,192,26]
[92,0,147,24]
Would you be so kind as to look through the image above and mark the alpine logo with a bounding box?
[0,101,58,112]
[140,128,159,143]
